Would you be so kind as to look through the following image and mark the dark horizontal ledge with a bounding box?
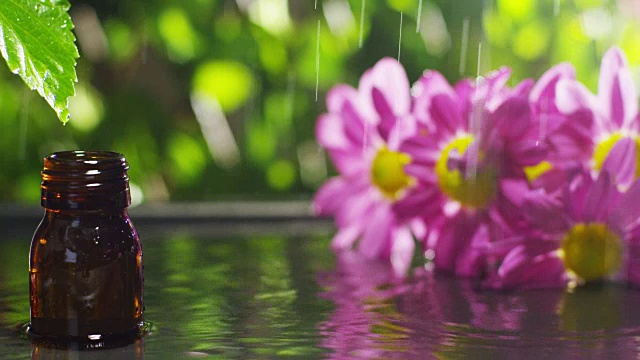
[132,201,316,221]
[0,202,333,239]
[0,201,317,220]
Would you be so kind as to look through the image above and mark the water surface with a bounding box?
[2,222,640,358]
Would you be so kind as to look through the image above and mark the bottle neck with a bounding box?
[41,188,130,211]
[44,208,130,217]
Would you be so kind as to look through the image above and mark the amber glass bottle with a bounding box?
[29,151,143,345]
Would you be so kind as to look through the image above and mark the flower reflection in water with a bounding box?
[317,251,412,359]
[318,253,640,358]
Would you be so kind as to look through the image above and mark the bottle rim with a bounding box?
[44,150,128,173]
[41,150,131,210]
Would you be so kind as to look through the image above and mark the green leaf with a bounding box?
[0,0,79,123]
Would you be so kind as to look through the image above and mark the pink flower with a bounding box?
[530,63,594,168]
[313,58,429,276]
[400,68,545,277]
[555,47,640,187]
[486,156,640,289]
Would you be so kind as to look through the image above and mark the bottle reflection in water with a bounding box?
[29,151,144,347]
[31,338,144,359]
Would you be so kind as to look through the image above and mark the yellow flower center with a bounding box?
[524,161,553,182]
[435,134,496,208]
[561,223,623,281]
[593,132,640,178]
[371,147,413,199]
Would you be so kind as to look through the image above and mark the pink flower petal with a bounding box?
[610,178,640,232]
[433,211,481,275]
[627,113,640,133]
[454,79,474,115]
[545,110,595,166]
[386,115,418,150]
[358,203,395,259]
[327,84,359,113]
[327,148,369,177]
[530,62,576,105]
[492,97,531,140]
[413,70,457,125]
[409,218,428,240]
[313,177,352,216]
[485,244,567,289]
[393,186,444,221]
[605,68,637,129]
[556,79,599,116]
[389,226,415,276]
[455,223,489,277]
[509,139,547,167]
[334,183,375,226]
[484,67,512,93]
[566,169,594,220]
[372,87,397,141]
[331,225,362,251]
[316,114,350,150]
[599,47,628,96]
[399,135,441,165]
[500,179,530,207]
[598,47,637,128]
[601,137,636,188]
[430,94,461,137]
[359,58,411,117]
[523,189,570,234]
[341,100,368,146]
[582,171,619,222]
[404,163,438,184]
[531,167,574,195]
[510,78,535,98]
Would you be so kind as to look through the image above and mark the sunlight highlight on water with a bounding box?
[459,17,470,75]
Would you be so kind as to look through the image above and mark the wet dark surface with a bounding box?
[2,211,640,359]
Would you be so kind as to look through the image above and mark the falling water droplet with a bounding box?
[398,12,403,62]
[466,42,484,182]
[416,0,423,33]
[315,20,321,102]
[19,90,30,162]
[315,0,318,10]
[476,42,482,79]
[554,0,560,16]
[540,98,549,142]
[286,71,296,127]
[459,17,470,75]
[359,0,366,48]
[362,121,369,155]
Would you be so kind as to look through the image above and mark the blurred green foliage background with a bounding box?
[1,0,638,204]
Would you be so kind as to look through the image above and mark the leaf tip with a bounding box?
[58,108,70,124]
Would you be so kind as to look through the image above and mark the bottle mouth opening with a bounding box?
[44,150,128,172]
[41,150,131,210]
[42,150,129,182]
